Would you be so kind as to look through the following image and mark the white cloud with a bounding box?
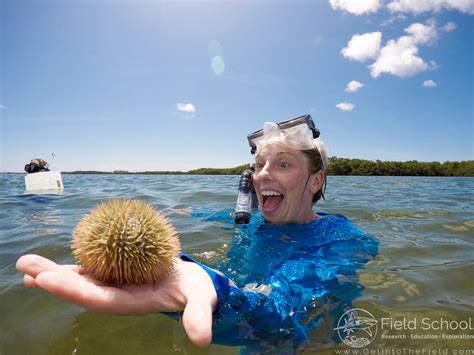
[423,79,437,87]
[442,21,458,32]
[405,21,438,44]
[387,0,474,14]
[369,21,437,78]
[330,0,382,15]
[336,102,355,111]
[341,32,382,62]
[0,104,4,109]
[345,80,364,92]
[381,13,408,27]
[176,103,196,113]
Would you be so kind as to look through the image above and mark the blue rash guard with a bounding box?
[179,210,378,354]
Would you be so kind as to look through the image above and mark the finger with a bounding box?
[34,271,153,314]
[22,265,88,287]
[58,265,108,286]
[24,274,38,288]
[182,296,213,347]
[16,254,60,277]
[17,254,93,282]
[35,271,116,312]
[61,264,85,273]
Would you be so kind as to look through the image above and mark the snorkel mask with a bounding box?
[247,114,329,170]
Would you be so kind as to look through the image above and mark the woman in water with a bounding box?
[16,115,377,353]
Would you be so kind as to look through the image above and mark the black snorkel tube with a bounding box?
[234,168,258,224]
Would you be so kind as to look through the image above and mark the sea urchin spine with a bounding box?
[72,199,181,285]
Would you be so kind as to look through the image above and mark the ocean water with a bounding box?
[0,174,473,354]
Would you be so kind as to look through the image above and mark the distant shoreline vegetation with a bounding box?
[61,158,474,176]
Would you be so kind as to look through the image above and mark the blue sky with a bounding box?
[1,0,473,172]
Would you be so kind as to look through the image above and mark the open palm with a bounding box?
[16,254,217,347]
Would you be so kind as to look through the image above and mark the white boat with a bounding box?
[25,171,64,194]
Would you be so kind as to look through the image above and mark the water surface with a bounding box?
[0,174,473,354]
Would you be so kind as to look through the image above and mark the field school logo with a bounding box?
[334,308,378,348]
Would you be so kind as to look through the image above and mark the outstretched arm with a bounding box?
[16,254,217,347]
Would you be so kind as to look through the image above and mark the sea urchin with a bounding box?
[72,199,180,285]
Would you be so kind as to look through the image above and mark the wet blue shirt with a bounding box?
[181,210,378,354]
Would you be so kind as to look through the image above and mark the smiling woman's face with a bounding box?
[252,142,323,224]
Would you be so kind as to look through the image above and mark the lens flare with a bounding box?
[211,56,225,75]
[208,39,223,58]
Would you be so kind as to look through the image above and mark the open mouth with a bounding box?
[261,190,284,213]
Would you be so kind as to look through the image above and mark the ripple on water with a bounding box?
[1,174,473,354]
